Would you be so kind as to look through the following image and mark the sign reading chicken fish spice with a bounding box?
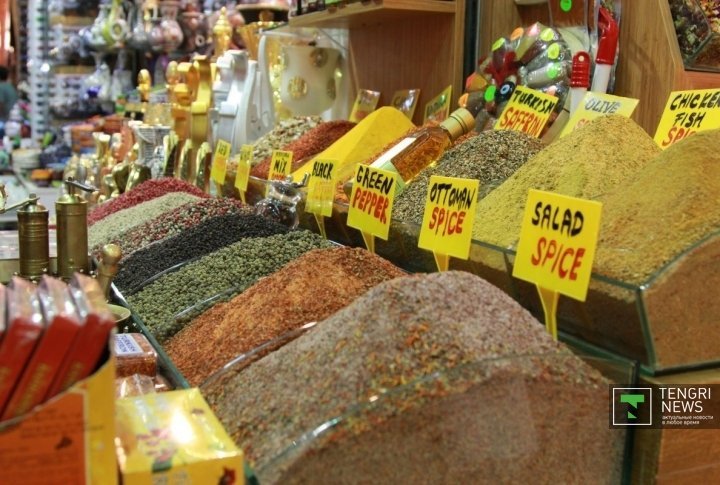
[347,165,397,241]
[418,176,479,263]
[494,85,558,138]
[654,88,720,148]
[513,189,602,301]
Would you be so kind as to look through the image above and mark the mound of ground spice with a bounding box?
[472,115,660,248]
[205,271,620,483]
[88,178,207,225]
[96,198,249,259]
[251,121,356,179]
[165,247,405,386]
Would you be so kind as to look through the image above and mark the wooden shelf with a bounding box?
[289,0,456,29]
[288,0,465,125]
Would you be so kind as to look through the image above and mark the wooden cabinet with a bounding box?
[289,0,466,125]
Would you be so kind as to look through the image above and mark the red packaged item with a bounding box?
[2,276,82,421]
[0,285,5,344]
[46,274,115,398]
[0,279,43,417]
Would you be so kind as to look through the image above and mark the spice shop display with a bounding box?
[88,178,208,225]
[127,230,331,343]
[560,129,720,371]
[166,247,406,386]
[250,120,356,179]
[204,271,622,483]
[97,198,248,259]
[88,192,201,249]
[670,0,720,71]
[472,115,660,249]
[114,213,289,294]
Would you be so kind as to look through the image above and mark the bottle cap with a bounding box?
[440,108,476,140]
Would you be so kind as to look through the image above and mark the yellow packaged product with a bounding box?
[115,388,244,485]
[291,106,415,184]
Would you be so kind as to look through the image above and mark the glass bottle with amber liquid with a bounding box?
[368,107,476,194]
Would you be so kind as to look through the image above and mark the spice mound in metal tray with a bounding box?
[88,178,208,225]
[114,213,289,294]
[166,247,405,386]
[206,271,621,484]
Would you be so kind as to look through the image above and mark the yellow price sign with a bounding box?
[346,165,397,252]
[234,144,253,204]
[654,88,720,148]
[306,159,338,218]
[268,150,293,181]
[210,139,231,185]
[418,176,479,271]
[512,189,602,340]
[494,85,558,138]
[561,92,639,137]
[424,85,452,124]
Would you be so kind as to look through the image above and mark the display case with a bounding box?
[670,0,720,72]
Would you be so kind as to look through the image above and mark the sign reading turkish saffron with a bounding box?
[654,88,720,148]
[347,164,396,241]
[513,189,602,301]
[418,176,478,262]
[494,85,558,138]
[306,159,338,218]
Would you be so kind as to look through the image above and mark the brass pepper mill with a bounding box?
[95,243,122,300]
[56,178,95,279]
[0,189,50,281]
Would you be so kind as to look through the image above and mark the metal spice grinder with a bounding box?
[17,195,50,280]
[56,178,95,279]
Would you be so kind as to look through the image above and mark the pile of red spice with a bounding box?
[88,178,208,225]
[250,121,356,179]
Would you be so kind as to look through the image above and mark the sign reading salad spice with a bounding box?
[268,150,293,181]
[306,159,338,218]
[561,92,639,137]
[654,88,720,148]
[494,85,558,138]
[513,190,602,340]
[347,165,397,251]
[418,176,479,271]
[233,144,253,203]
[210,139,231,185]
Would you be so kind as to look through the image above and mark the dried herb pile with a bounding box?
[472,115,660,248]
[393,130,544,225]
[96,198,249,259]
[88,192,201,249]
[127,230,330,343]
[166,247,405,386]
[206,271,618,482]
[114,213,289,294]
[88,178,207,225]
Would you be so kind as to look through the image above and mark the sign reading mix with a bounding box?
[210,139,231,185]
[494,85,558,138]
[513,189,602,301]
[346,165,396,240]
[268,150,293,181]
[306,159,338,218]
[654,88,720,148]
[418,176,478,260]
[561,92,639,137]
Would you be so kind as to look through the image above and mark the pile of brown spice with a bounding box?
[472,115,661,248]
[205,271,620,482]
[166,247,405,386]
[250,121,356,179]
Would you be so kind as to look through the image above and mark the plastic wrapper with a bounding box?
[115,374,156,399]
[2,276,83,420]
[115,333,158,378]
[47,274,115,397]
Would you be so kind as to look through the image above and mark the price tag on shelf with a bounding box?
[268,150,293,182]
[424,85,452,124]
[494,85,558,138]
[512,189,602,340]
[346,164,397,253]
[560,92,639,137]
[234,144,253,204]
[654,88,720,149]
[418,176,479,272]
[210,139,231,185]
